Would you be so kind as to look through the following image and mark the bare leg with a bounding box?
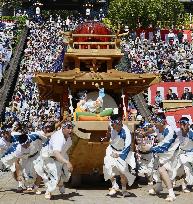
[158,166,176,201]
[32,175,43,195]
[120,173,130,197]
[58,177,65,194]
[34,175,42,187]
[120,173,127,190]
[158,166,172,189]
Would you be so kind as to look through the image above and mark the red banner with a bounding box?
[136,29,192,43]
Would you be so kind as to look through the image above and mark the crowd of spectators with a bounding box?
[3,16,65,130]
[121,30,193,82]
[0,21,17,83]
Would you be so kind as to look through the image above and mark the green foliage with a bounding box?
[107,0,185,29]
[0,0,22,8]
[41,10,74,20]
[0,16,27,28]
[0,16,27,50]
[102,18,117,31]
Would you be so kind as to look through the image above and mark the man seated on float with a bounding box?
[85,87,105,113]
[76,85,105,114]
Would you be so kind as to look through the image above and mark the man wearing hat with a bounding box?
[34,120,73,199]
[141,114,179,202]
[103,114,136,197]
[1,124,55,193]
[171,117,193,193]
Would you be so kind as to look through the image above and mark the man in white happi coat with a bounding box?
[34,121,73,200]
[103,114,136,197]
[141,115,179,202]
[0,129,12,170]
[136,123,155,185]
[1,127,52,192]
[171,117,193,193]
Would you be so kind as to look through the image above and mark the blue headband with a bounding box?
[142,122,152,129]
[111,119,122,125]
[20,139,30,145]
[62,121,74,128]
[152,116,165,124]
[178,120,189,125]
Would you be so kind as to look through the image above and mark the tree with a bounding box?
[107,0,184,30]
[0,0,22,8]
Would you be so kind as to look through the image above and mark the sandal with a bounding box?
[165,195,176,202]
[108,188,118,196]
[182,188,190,193]
[45,192,51,200]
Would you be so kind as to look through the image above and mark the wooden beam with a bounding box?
[77,57,112,60]
[72,34,116,37]
[74,42,116,45]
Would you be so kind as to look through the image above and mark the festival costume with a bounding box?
[34,128,72,193]
[0,137,11,170]
[171,129,193,185]
[150,125,179,172]
[103,124,136,186]
[148,125,179,201]
[1,132,45,186]
[136,123,156,180]
[11,131,21,143]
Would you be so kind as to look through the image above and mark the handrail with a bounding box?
[0,26,29,120]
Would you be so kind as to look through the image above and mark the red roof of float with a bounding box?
[73,21,112,42]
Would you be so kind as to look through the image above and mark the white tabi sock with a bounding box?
[182,180,187,190]
[122,186,126,192]
[168,188,175,197]
[18,181,24,188]
[112,180,119,190]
